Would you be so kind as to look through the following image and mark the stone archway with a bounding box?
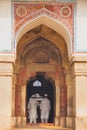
[14,24,72,128]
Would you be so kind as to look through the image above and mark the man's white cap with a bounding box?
[44,94,48,97]
[31,95,35,98]
[35,93,40,97]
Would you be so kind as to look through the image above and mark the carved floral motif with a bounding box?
[16,5,27,17]
[60,5,71,18]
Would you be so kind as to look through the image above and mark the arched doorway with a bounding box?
[26,72,55,123]
[14,24,70,127]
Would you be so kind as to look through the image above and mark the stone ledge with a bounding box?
[0,53,15,62]
[71,55,87,62]
[0,63,13,76]
[71,62,87,76]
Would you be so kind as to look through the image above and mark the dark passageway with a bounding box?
[26,73,55,123]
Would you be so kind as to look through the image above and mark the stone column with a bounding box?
[72,56,87,130]
[58,67,66,128]
[15,85,21,127]
[12,83,16,127]
[55,80,60,125]
[0,0,12,129]
[65,68,74,129]
[0,55,15,130]
[21,85,26,126]
[54,64,60,126]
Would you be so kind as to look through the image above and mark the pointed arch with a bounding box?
[15,15,72,58]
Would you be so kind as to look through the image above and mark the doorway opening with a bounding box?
[26,72,55,124]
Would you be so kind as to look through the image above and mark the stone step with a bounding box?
[12,124,71,130]
[12,128,71,130]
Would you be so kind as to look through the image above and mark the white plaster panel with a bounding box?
[76,76,87,116]
[0,0,11,51]
[76,0,87,52]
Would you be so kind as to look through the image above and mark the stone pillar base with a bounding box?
[54,116,66,127]
[12,117,16,127]
[16,117,21,127]
[55,116,60,125]
[21,117,26,126]
[60,117,66,127]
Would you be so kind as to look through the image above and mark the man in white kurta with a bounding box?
[27,95,38,123]
[40,94,50,123]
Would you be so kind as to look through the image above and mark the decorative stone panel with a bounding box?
[12,2,74,44]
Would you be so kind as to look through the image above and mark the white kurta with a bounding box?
[28,98,37,123]
[40,98,50,119]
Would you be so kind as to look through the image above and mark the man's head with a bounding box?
[31,95,35,98]
[44,93,48,98]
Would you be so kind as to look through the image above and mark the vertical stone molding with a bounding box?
[15,85,21,117]
[55,80,60,125]
[12,84,16,127]
[66,81,74,128]
[65,70,73,117]
[21,85,26,117]
[21,85,26,126]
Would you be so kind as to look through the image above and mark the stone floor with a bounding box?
[12,124,72,130]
